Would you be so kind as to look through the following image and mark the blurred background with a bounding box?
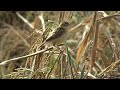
[0,11,120,79]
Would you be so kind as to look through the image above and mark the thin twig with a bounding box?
[59,11,65,24]
[90,11,98,74]
[0,47,53,66]
[97,13,120,21]
[38,11,46,32]
[69,14,93,33]
[60,54,63,79]
[16,12,34,30]
[98,59,120,77]
[98,11,120,30]
[105,27,119,60]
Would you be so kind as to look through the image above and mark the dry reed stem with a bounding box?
[98,59,120,77]
[0,47,53,66]
[69,14,93,33]
[16,12,34,30]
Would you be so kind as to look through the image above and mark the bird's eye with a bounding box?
[62,22,69,26]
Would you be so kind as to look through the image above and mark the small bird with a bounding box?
[45,21,70,46]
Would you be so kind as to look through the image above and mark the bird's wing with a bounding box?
[46,27,65,41]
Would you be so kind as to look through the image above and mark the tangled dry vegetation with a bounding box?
[0,11,120,79]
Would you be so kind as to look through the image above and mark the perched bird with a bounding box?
[45,21,70,46]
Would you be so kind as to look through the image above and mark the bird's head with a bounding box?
[60,21,70,29]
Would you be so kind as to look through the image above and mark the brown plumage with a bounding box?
[46,21,70,45]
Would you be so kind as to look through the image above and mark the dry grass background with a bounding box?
[0,11,120,79]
